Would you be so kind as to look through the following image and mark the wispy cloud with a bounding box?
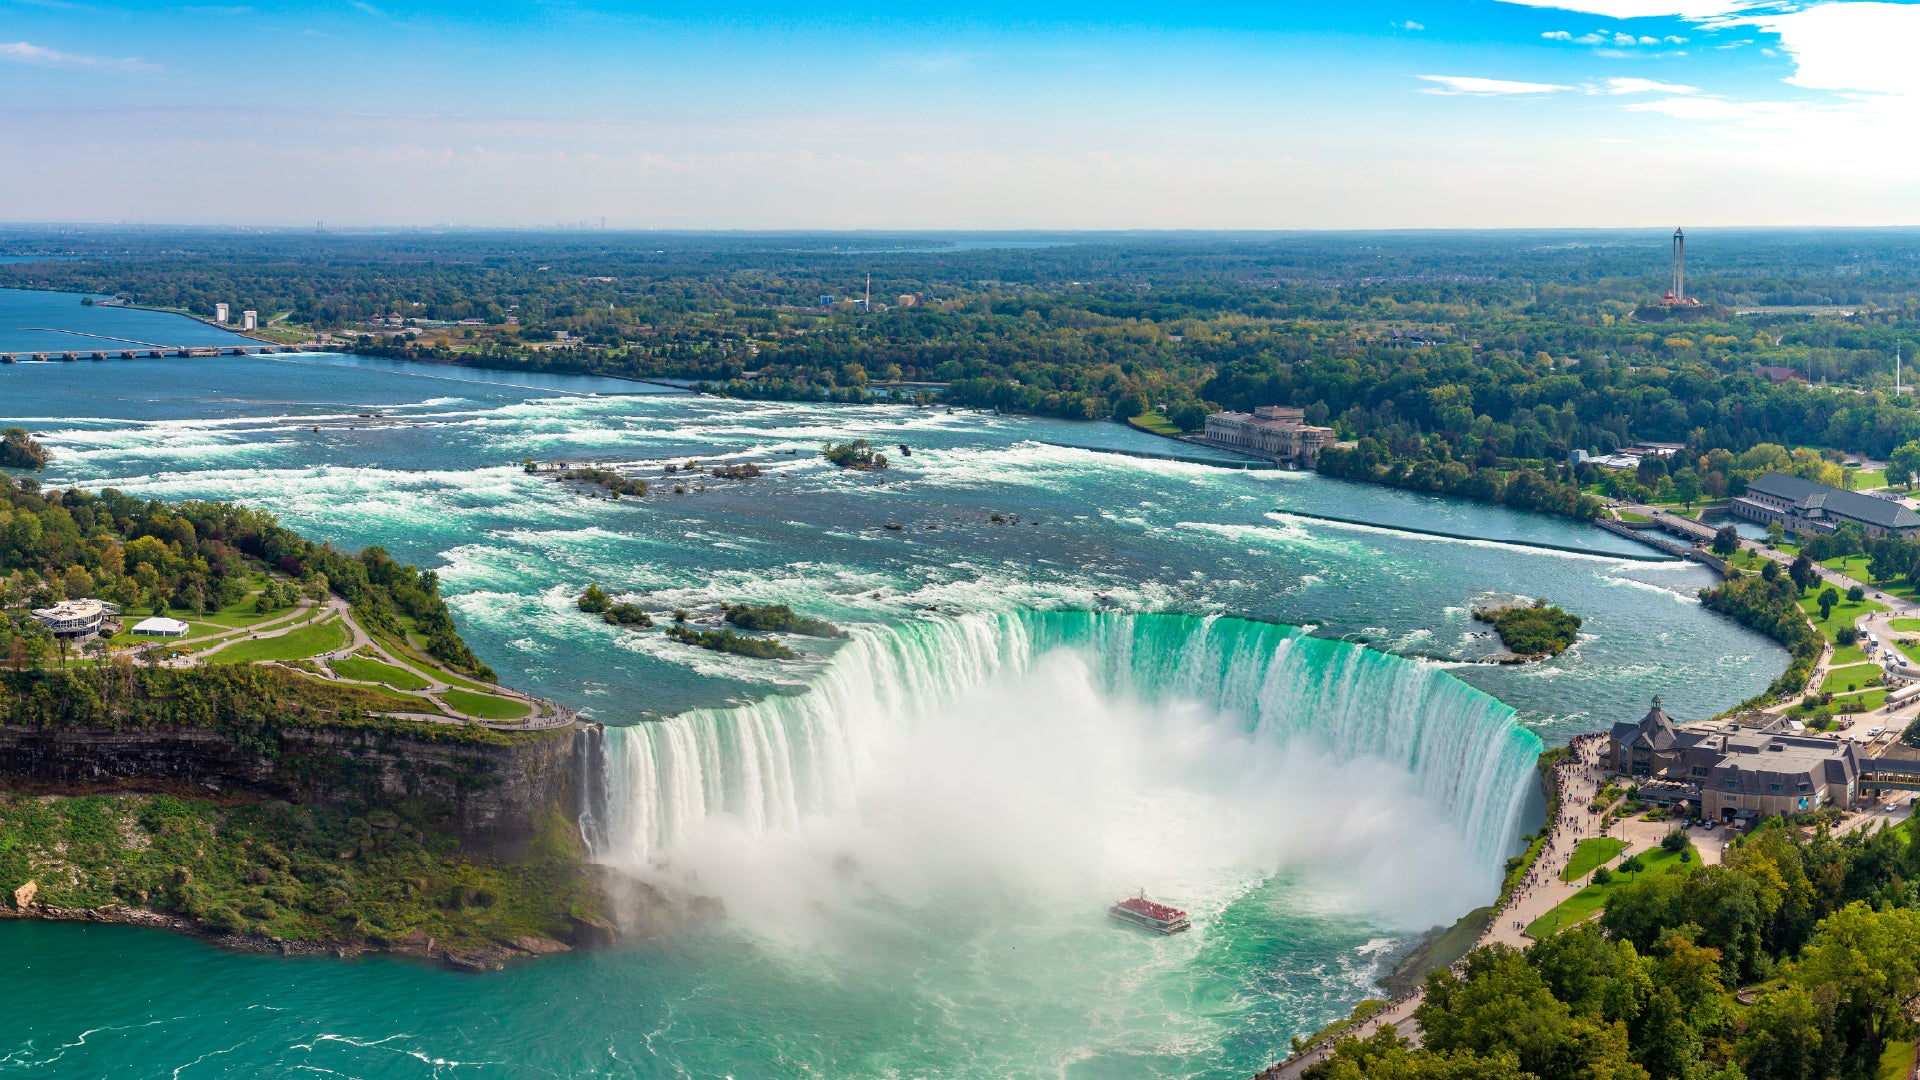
[1398,20,1426,31]
[1601,77,1699,94]
[0,41,155,71]
[1416,74,1575,96]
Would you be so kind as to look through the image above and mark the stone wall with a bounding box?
[0,721,594,857]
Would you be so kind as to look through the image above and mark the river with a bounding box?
[0,296,1782,1079]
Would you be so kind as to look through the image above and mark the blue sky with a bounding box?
[0,0,1913,227]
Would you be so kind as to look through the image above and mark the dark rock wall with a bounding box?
[0,722,596,857]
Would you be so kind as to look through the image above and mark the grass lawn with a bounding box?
[329,655,431,691]
[1800,593,1888,643]
[374,631,497,692]
[439,688,531,721]
[1127,411,1183,437]
[1833,688,1890,712]
[1614,510,1651,523]
[1892,619,1920,634]
[1776,542,1801,556]
[1853,469,1889,491]
[207,619,349,665]
[1821,664,1885,695]
[1877,1041,1914,1080]
[1897,639,1920,667]
[1819,554,1872,579]
[1526,844,1696,939]
[1831,644,1869,666]
[1560,837,1628,883]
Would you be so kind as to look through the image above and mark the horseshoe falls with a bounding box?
[595,611,1541,883]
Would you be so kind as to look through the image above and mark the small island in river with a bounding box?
[1472,599,1583,660]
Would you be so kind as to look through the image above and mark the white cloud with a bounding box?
[1602,77,1700,94]
[1542,29,1574,39]
[1415,74,1577,95]
[1399,20,1427,30]
[0,41,152,71]
[1497,0,1754,17]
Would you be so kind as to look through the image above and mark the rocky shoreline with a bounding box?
[2,883,619,972]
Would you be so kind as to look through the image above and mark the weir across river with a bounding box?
[1274,508,1686,562]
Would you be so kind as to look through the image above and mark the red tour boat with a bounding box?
[1109,891,1191,934]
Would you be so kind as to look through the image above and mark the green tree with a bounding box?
[1792,902,1920,1058]
[577,583,611,614]
[1887,439,1920,489]
[1818,587,1839,622]
[1712,527,1739,557]
[1672,469,1702,508]
[1739,984,1837,1080]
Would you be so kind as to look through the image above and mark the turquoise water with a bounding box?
[0,295,1785,1078]
[0,288,253,352]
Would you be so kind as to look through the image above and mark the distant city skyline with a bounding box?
[0,0,1913,228]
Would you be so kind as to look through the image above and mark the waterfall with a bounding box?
[592,611,1543,881]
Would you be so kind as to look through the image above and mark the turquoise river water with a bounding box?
[0,307,1783,1079]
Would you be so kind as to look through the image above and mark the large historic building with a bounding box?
[1607,697,1865,823]
[1731,472,1920,541]
[1200,406,1335,467]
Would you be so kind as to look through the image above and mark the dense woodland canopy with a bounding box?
[7,227,1920,513]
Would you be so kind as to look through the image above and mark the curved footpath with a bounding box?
[139,592,573,731]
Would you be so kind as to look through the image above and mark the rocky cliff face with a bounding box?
[0,721,596,857]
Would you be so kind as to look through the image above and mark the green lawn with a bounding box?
[1527,844,1696,939]
[1800,593,1888,643]
[328,655,431,691]
[1897,640,1920,667]
[1615,510,1651,523]
[1831,644,1869,667]
[439,688,531,721]
[1127,411,1183,437]
[206,620,349,665]
[1853,469,1888,491]
[1819,554,1872,579]
[1560,837,1628,883]
[1877,1041,1914,1080]
[1833,688,1890,712]
[1892,619,1920,634]
[373,630,496,693]
[1821,663,1885,695]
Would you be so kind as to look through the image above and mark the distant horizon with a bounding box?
[2,1,1916,228]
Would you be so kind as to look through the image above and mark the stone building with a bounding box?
[1731,472,1920,541]
[1607,696,1866,824]
[1200,406,1335,467]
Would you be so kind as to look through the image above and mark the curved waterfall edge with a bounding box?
[579,610,1545,878]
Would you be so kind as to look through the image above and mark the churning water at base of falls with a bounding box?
[0,323,1787,1077]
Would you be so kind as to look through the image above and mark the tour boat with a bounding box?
[1109,892,1191,934]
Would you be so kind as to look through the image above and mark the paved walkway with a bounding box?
[129,585,573,732]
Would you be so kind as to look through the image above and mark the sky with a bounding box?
[0,0,1915,228]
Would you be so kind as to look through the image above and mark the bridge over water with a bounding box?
[0,342,322,363]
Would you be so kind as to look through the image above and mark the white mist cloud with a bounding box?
[622,651,1497,946]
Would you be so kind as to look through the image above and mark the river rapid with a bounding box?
[0,332,1782,1078]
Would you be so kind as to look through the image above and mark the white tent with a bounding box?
[131,617,190,638]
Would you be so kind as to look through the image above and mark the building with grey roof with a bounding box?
[1607,697,1863,823]
[1732,472,1920,541]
